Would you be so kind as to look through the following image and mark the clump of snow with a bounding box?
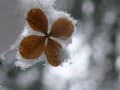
[1,0,76,69]
[15,61,32,70]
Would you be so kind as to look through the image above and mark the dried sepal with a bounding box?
[27,8,48,34]
[19,35,46,59]
[44,38,62,66]
[49,18,74,40]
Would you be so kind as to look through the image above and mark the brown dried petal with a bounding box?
[27,8,48,34]
[19,35,46,59]
[44,38,62,66]
[49,18,74,40]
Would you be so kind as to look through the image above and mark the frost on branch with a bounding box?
[1,0,76,70]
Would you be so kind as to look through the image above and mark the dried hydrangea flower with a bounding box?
[1,0,76,69]
[19,8,74,66]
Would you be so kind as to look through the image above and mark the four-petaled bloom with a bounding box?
[19,8,74,66]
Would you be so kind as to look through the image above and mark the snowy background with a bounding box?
[0,0,120,90]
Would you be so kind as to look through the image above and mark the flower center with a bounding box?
[45,33,49,38]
